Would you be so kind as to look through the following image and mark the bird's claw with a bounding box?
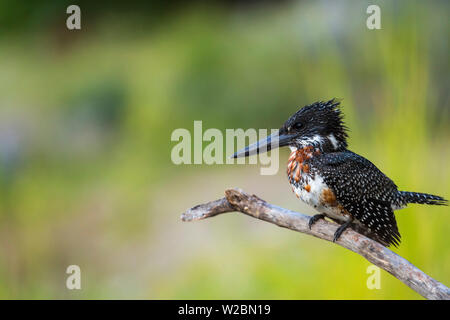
[332,221,352,242]
[308,214,325,230]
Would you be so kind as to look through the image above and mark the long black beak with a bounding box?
[231,131,295,158]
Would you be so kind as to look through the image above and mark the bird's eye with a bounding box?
[293,122,303,130]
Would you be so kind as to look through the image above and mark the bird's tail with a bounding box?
[399,191,448,206]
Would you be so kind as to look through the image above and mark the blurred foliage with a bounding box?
[0,0,448,299]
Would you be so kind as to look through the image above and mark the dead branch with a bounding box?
[181,188,450,300]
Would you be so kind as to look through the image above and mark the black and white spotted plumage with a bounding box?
[307,151,403,246]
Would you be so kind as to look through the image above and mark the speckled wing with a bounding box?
[308,151,401,247]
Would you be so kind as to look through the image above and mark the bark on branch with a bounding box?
[181,188,449,300]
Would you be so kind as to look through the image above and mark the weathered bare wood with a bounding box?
[181,188,450,300]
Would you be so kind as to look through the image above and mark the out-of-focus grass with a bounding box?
[0,1,448,299]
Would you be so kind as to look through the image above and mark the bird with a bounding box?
[231,99,447,247]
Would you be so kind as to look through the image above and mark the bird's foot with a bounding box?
[308,214,326,229]
[333,221,352,242]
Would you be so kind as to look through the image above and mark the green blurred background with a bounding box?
[0,0,448,299]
